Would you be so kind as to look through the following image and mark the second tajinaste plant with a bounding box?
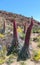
[7,19,19,55]
[17,18,34,60]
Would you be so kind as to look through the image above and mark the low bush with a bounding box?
[0,46,7,64]
[33,50,40,61]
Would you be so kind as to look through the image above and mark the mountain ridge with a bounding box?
[0,10,40,26]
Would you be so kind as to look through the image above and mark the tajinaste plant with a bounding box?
[7,19,19,55]
[17,18,34,60]
[12,19,18,46]
[24,18,33,47]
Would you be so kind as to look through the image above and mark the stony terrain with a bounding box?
[0,10,40,65]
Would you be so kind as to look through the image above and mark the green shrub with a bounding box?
[37,43,40,48]
[0,46,7,64]
[33,50,40,61]
[20,61,26,65]
[6,54,14,65]
[33,35,40,42]
[33,38,39,42]
[32,26,40,33]
[20,33,25,40]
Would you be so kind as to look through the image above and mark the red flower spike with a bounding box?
[24,18,34,46]
[13,20,17,38]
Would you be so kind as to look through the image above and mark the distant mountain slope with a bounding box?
[0,10,40,27]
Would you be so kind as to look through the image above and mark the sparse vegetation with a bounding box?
[20,61,26,65]
[0,11,40,65]
[33,50,40,61]
[32,25,40,33]
[0,46,6,64]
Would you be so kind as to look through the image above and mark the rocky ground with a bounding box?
[0,32,40,65]
[0,15,40,65]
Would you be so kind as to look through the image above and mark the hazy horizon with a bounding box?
[0,0,40,22]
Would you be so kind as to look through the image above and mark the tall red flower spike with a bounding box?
[24,17,33,47]
[12,19,18,46]
[13,19,17,38]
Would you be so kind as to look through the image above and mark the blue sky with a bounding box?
[0,0,40,22]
